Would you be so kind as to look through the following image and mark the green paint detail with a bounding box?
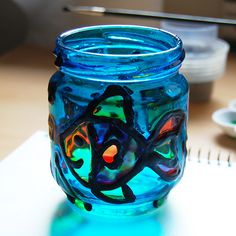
[154,144,174,159]
[72,147,91,182]
[72,148,91,161]
[101,187,125,200]
[231,120,236,125]
[157,196,166,207]
[133,73,151,79]
[93,96,126,123]
[75,199,85,209]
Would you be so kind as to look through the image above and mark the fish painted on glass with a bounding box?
[53,85,185,204]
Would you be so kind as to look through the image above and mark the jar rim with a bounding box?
[57,24,183,58]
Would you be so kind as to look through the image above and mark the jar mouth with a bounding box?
[57,25,182,58]
[55,25,184,82]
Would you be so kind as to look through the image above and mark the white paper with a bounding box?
[1,131,236,236]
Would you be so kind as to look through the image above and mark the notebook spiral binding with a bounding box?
[187,146,236,167]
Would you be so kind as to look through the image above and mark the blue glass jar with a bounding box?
[48,25,189,218]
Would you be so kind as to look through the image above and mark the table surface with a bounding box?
[0,44,236,161]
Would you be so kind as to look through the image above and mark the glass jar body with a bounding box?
[48,25,189,218]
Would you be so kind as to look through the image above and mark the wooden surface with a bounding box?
[0,44,236,161]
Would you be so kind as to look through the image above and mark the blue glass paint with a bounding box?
[48,25,189,217]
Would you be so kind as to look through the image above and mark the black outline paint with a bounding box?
[53,85,186,204]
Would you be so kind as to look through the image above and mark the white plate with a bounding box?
[212,108,236,138]
[229,99,236,112]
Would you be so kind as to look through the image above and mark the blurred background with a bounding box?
[0,0,236,160]
[2,0,236,51]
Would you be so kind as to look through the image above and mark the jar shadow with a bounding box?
[48,199,176,236]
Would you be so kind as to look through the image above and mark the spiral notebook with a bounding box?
[0,131,236,236]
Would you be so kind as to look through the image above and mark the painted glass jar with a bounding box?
[48,25,189,218]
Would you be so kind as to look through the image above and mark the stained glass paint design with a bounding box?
[48,25,188,217]
[49,85,187,211]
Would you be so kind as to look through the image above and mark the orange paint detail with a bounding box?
[64,122,90,158]
[102,145,118,163]
[102,155,114,163]
[74,132,89,144]
[81,125,88,138]
[167,168,177,175]
[65,134,74,157]
[159,118,174,135]
[93,108,98,114]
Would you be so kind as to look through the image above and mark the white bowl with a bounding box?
[212,108,236,138]
[160,21,229,85]
[229,99,236,112]
[160,21,218,40]
[180,39,229,84]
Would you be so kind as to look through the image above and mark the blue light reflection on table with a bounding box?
[49,199,172,236]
